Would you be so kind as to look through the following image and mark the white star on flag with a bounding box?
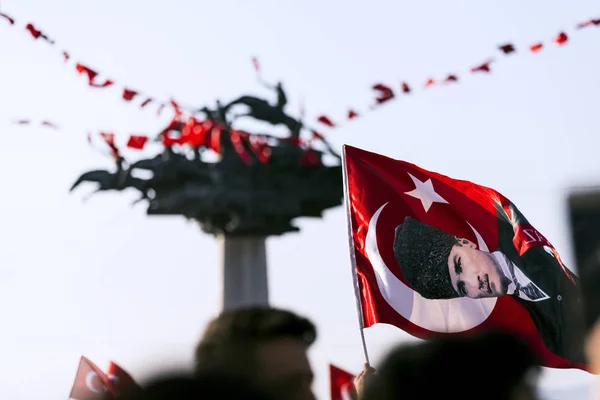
[404,173,449,212]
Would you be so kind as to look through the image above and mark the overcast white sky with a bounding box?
[0,0,599,398]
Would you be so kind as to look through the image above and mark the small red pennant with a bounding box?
[372,83,395,104]
[401,82,411,93]
[471,61,492,73]
[25,23,54,44]
[553,32,568,46]
[530,43,543,53]
[252,57,260,72]
[126,135,148,150]
[0,13,15,25]
[498,43,516,54]
[317,115,335,127]
[576,19,600,29]
[122,89,138,101]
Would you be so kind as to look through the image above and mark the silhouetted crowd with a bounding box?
[105,305,600,400]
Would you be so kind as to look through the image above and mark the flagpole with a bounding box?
[341,145,371,366]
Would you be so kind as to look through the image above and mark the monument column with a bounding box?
[219,235,269,311]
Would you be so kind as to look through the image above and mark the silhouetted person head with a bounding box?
[363,331,540,400]
[126,372,273,400]
[194,307,317,400]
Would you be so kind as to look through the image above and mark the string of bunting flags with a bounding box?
[312,18,599,129]
[0,10,190,118]
[12,119,59,129]
[2,10,599,154]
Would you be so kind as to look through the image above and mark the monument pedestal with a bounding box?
[219,235,269,311]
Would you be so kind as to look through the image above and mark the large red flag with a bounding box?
[329,365,356,400]
[69,356,115,400]
[342,145,586,370]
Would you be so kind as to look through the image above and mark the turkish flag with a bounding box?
[106,361,141,397]
[330,365,357,400]
[343,145,587,370]
[69,356,115,400]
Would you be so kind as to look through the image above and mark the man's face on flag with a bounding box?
[394,216,511,300]
[447,237,509,298]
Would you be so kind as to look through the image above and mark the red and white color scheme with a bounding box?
[69,356,115,400]
[342,145,586,370]
[329,364,356,400]
[69,356,140,400]
[106,361,141,397]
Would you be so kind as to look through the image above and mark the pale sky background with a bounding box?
[0,1,599,399]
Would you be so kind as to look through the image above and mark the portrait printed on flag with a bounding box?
[393,205,555,302]
[343,145,586,369]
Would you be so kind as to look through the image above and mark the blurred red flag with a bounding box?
[107,361,141,397]
[69,356,115,400]
[576,19,600,29]
[401,82,411,93]
[75,64,114,88]
[122,89,138,101]
[170,99,182,117]
[330,364,356,400]
[140,98,152,108]
[252,56,260,72]
[41,120,58,129]
[553,32,568,46]
[0,13,15,25]
[372,83,395,104]
[99,132,119,159]
[317,115,336,127]
[471,61,492,73]
[126,135,148,150]
[498,43,516,54]
[25,23,54,43]
[530,43,543,53]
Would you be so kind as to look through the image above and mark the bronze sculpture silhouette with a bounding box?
[225,82,303,139]
[71,78,343,236]
[70,157,151,203]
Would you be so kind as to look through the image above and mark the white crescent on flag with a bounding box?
[85,371,103,393]
[365,202,497,333]
[340,384,354,400]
